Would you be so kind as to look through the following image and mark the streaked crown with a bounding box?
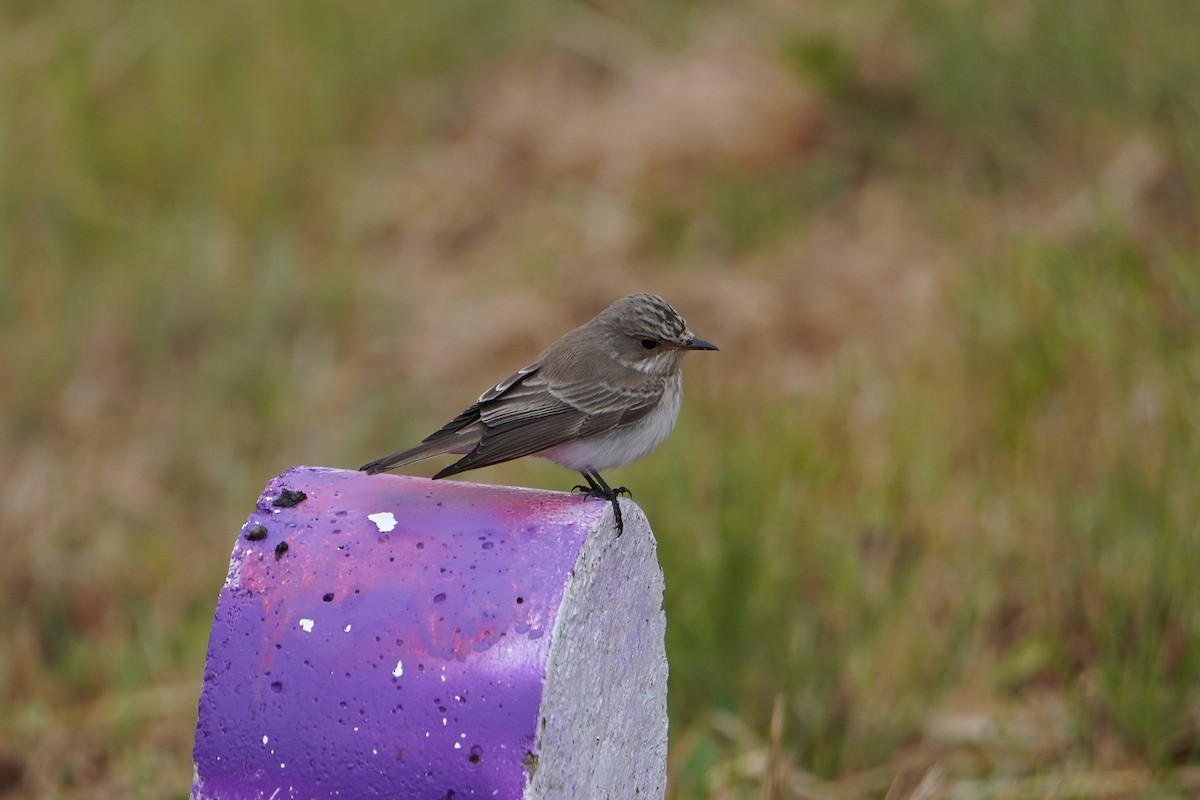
[599,293,689,342]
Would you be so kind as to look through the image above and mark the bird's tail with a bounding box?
[359,429,480,475]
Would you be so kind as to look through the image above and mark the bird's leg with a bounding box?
[592,471,631,499]
[573,470,627,535]
[572,471,602,495]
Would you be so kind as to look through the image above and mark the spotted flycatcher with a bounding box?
[360,292,717,532]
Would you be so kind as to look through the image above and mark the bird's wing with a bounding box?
[417,361,544,440]
[359,361,543,474]
[431,372,665,478]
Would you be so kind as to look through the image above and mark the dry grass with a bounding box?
[1,1,1199,797]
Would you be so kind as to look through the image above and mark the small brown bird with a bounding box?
[361,293,717,531]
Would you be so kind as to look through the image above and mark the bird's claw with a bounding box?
[571,486,626,536]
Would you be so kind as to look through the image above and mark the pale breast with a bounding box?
[539,373,683,472]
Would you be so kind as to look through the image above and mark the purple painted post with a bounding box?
[191,466,667,799]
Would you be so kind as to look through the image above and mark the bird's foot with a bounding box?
[571,484,631,499]
[572,475,627,536]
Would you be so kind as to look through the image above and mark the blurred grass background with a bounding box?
[2,1,1199,797]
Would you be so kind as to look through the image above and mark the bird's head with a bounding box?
[598,293,718,375]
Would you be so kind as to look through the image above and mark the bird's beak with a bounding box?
[686,336,719,352]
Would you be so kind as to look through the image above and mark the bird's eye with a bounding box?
[640,339,659,350]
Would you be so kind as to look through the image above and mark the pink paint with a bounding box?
[192,466,606,799]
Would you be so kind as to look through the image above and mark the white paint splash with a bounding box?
[392,660,404,677]
[343,624,352,633]
[299,618,315,633]
[368,512,397,532]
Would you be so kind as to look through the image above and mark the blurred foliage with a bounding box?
[1,0,1199,798]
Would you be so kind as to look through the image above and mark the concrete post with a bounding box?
[191,466,667,799]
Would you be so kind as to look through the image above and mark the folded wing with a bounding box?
[361,358,666,478]
[431,369,665,478]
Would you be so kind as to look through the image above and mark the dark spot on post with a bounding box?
[322,593,334,602]
[272,488,307,508]
[516,597,524,604]
[468,744,482,764]
[245,524,268,541]
[433,593,446,603]
[270,681,283,693]
[522,750,538,776]
[481,541,494,550]
[274,541,289,560]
